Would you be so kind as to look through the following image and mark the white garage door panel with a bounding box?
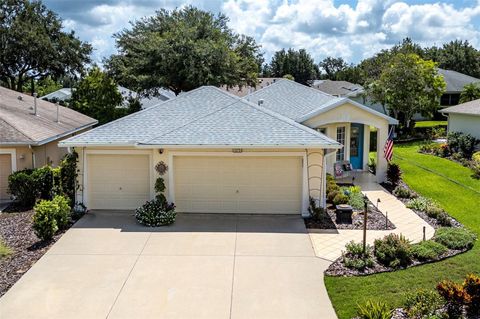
[174,156,303,214]
[0,154,12,200]
[88,154,150,210]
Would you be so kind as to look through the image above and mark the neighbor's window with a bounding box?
[336,126,346,161]
[316,127,327,135]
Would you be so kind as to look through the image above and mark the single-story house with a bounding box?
[0,86,97,200]
[60,79,397,216]
[438,68,480,107]
[41,86,175,109]
[312,79,364,98]
[441,99,480,139]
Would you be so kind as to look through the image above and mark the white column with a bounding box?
[363,124,370,171]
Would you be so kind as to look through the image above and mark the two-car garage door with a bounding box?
[87,153,303,214]
[174,156,303,214]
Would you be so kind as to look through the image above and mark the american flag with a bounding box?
[383,127,394,162]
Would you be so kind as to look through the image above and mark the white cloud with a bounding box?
[47,0,480,64]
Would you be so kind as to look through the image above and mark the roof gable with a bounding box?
[442,98,480,116]
[438,68,480,93]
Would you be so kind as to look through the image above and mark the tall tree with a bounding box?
[105,6,262,96]
[70,67,138,125]
[459,83,480,103]
[318,57,348,80]
[268,48,319,85]
[373,53,446,129]
[0,0,91,92]
[435,40,480,78]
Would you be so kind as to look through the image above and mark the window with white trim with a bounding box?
[336,126,346,161]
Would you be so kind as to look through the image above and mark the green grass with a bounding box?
[325,142,480,319]
[0,239,12,258]
[414,121,447,128]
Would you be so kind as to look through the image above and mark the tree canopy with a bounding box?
[459,83,480,104]
[0,0,92,92]
[70,67,139,125]
[373,53,446,129]
[318,57,348,80]
[267,48,319,85]
[105,6,262,96]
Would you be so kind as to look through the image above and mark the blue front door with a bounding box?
[349,123,364,169]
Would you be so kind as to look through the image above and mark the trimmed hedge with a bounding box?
[434,227,477,250]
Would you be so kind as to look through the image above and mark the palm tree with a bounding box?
[459,83,480,103]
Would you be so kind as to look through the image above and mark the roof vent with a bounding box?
[258,99,264,106]
[17,96,23,101]
[33,93,37,115]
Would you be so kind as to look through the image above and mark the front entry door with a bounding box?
[349,123,364,169]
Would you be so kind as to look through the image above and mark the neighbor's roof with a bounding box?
[41,86,175,109]
[221,77,283,97]
[438,68,480,93]
[60,86,341,149]
[441,99,480,116]
[0,86,97,145]
[312,80,364,97]
[244,79,398,124]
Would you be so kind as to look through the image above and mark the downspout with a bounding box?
[82,147,86,206]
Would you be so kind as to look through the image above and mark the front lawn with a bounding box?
[414,120,447,128]
[325,142,480,319]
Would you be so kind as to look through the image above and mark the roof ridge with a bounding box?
[62,86,209,143]
[244,78,336,99]
[198,86,340,144]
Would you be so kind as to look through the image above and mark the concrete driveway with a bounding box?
[0,212,337,319]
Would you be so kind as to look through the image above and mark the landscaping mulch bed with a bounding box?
[325,246,469,277]
[305,199,395,231]
[0,207,70,297]
[380,181,463,229]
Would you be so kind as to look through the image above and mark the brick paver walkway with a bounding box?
[309,172,435,261]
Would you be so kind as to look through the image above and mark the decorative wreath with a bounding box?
[155,161,168,175]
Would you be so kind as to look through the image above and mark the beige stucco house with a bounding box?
[442,99,480,139]
[0,86,97,200]
[60,80,397,216]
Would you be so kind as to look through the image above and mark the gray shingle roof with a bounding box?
[438,68,480,93]
[313,80,364,97]
[0,86,97,145]
[244,79,398,124]
[442,99,480,115]
[244,79,344,121]
[61,86,340,148]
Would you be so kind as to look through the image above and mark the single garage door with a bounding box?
[174,156,303,214]
[0,154,12,200]
[87,154,150,210]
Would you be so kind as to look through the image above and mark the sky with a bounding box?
[43,0,480,65]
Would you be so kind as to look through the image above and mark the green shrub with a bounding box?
[436,212,452,227]
[135,198,176,227]
[406,196,432,211]
[308,197,325,220]
[437,280,467,319]
[368,157,376,174]
[434,227,476,250]
[393,185,413,198]
[403,289,443,319]
[333,193,349,205]
[52,195,71,230]
[327,190,340,203]
[8,169,36,206]
[348,191,365,210]
[0,239,12,258]
[155,177,166,193]
[448,131,477,158]
[58,152,78,206]
[425,203,444,219]
[387,163,402,186]
[33,200,59,241]
[374,233,412,268]
[411,240,448,261]
[473,151,480,164]
[342,241,374,271]
[31,166,54,200]
[357,300,393,319]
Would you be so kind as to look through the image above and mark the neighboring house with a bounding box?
[312,80,364,98]
[441,99,480,139]
[221,77,283,97]
[0,86,97,200]
[438,69,480,107]
[41,86,175,109]
[60,79,397,215]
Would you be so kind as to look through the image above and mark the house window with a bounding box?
[316,127,327,135]
[336,126,346,161]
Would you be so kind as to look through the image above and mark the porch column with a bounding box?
[376,127,388,183]
[363,125,370,171]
